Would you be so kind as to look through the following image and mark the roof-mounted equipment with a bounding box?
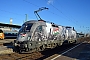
[34,7,48,20]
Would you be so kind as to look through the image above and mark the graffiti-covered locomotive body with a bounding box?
[14,20,77,53]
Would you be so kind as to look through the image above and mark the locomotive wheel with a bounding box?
[13,46,19,53]
[19,49,22,54]
[36,45,45,51]
[36,47,41,51]
[25,48,29,52]
[40,45,45,51]
[73,40,78,44]
[51,43,57,48]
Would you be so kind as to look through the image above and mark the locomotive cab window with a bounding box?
[19,23,33,32]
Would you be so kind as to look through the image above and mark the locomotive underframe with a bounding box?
[13,39,76,53]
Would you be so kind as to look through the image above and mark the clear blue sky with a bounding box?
[0,0,90,33]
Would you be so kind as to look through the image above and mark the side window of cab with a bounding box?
[38,26,42,31]
[36,26,42,32]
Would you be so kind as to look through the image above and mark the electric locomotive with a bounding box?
[13,7,77,53]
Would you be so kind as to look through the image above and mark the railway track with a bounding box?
[0,43,76,60]
[0,37,89,60]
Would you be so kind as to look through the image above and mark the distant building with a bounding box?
[0,22,21,32]
[0,27,11,31]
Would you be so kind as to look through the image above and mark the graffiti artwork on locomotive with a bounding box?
[13,20,77,53]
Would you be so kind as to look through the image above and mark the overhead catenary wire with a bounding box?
[23,0,39,7]
[23,0,64,18]
[0,9,23,16]
[23,0,80,26]
[45,0,89,33]
[46,0,83,26]
[45,0,79,25]
[23,0,82,27]
[0,9,35,21]
[23,0,71,22]
[13,0,90,33]
[0,0,89,33]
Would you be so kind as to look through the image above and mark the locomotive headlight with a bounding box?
[29,43,32,46]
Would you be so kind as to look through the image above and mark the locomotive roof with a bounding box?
[65,26,72,28]
[24,20,46,23]
[25,20,38,23]
[24,20,64,27]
